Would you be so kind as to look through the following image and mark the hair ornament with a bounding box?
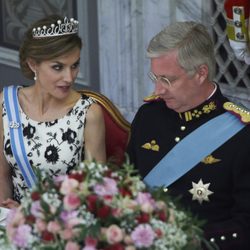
[32,17,78,39]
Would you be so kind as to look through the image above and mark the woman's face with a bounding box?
[34,47,81,98]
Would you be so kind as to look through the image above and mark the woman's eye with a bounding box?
[72,62,80,69]
[52,65,63,71]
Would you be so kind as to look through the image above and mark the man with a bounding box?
[127,21,250,249]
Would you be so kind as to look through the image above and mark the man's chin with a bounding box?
[164,101,182,112]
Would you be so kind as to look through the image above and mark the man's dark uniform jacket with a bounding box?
[127,87,250,249]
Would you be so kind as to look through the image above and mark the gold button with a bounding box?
[175,137,180,142]
[232,233,237,238]
[180,126,186,131]
[220,236,226,241]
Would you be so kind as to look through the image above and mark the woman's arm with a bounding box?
[84,103,106,163]
[0,91,13,206]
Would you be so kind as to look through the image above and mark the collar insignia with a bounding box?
[189,179,213,204]
[202,155,221,164]
[180,101,217,122]
[141,140,159,151]
[223,102,250,124]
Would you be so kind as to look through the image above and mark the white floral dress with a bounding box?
[2,87,94,202]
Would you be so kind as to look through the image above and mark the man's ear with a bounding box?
[195,64,209,84]
[26,58,37,73]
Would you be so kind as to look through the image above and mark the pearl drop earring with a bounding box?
[34,71,37,81]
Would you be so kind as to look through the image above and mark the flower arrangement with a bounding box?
[1,160,212,250]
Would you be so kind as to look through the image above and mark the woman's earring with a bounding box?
[34,71,37,81]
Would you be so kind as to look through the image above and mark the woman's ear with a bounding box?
[26,58,37,73]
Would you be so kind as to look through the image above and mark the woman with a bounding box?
[0,15,106,208]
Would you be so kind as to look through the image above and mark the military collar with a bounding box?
[179,86,224,122]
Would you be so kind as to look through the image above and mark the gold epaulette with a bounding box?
[143,94,160,103]
[223,102,250,124]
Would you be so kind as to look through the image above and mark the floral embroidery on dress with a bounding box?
[2,90,94,203]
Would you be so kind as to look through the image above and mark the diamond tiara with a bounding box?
[32,17,79,39]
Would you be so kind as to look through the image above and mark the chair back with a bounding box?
[78,90,130,165]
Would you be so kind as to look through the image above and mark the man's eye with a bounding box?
[161,77,171,85]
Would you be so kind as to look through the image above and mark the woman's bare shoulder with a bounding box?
[87,102,104,122]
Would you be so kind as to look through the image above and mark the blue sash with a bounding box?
[143,112,245,188]
[3,85,37,188]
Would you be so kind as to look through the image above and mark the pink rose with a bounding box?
[63,193,81,211]
[83,236,98,250]
[60,228,74,240]
[60,177,79,195]
[85,236,98,247]
[47,220,61,234]
[65,241,80,250]
[35,218,47,232]
[106,224,124,244]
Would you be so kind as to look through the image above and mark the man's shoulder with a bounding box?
[138,99,167,116]
[223,101,250,124]
[143,94,161,103]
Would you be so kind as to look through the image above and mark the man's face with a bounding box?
[150,50,202,112]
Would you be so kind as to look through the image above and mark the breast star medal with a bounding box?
[189,179,213,204]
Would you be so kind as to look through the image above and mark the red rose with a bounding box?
[105,169,113,177]
[136,212,150,223]
[104,243,125,250]
[119,187,132,197]
[157,210,167,221]
[41,230,54,241]
[103,195,113,202]
[86,194,98,212]
[31,191,40,201]
[25,214,36,224]
[155,228,164,238]
[97,205,111,218]
[68,172,85,182]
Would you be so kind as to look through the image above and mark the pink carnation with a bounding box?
[6,207,25,240]
[31,200,43,218]
[94,177,118,196]
[131,224,155,248]
[136,192,156,206]
[13,224,32,248]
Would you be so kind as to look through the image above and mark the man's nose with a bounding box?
[154,82,166,95]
